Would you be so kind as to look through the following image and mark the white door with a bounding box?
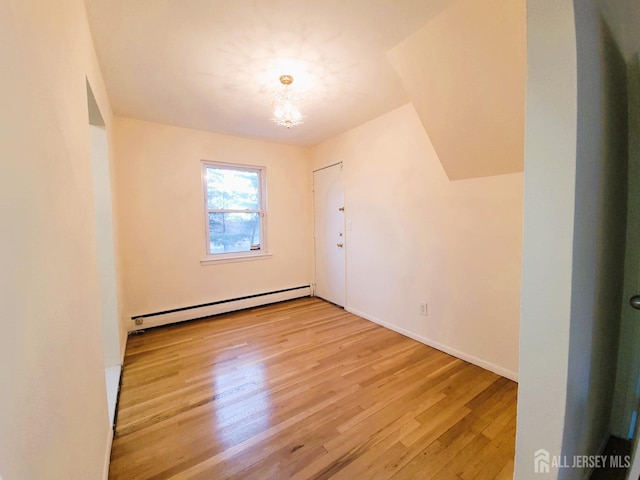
[314,163,346,307]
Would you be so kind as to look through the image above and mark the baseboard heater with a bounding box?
[130,285,311,330]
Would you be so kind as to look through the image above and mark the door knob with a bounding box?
[631,296,640,310]
[337,243,344,248]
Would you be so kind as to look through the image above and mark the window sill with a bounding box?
[200,252,272,265]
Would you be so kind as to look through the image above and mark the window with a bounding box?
[202,161,267,260]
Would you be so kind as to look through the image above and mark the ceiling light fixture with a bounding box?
[272,75,304,129]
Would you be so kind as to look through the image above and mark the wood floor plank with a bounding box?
[109,297,516,480]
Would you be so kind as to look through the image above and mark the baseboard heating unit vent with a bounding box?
[130,285,311,330]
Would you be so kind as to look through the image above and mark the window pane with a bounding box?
[206,167,259,210]
[209,212,261,254]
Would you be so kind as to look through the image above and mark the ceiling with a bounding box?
[84,0,456,146]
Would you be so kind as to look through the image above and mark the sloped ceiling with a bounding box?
[388,0,526,180]
[85,0,526,179]
[84,0,458,146]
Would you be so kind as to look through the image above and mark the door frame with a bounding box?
[312,162,346,306]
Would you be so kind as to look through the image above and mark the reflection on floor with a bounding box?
[109,297,517,479]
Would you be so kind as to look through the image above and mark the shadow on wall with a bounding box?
[562,13,629,460]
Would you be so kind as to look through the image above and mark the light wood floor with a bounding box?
[109,297,517,480]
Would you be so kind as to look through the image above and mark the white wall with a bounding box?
[516,1,629,477]
[388,0,525,180]
[113,117,312,323]
[515,3,577,474]
[312,103,523,379]
[0,0,119,478]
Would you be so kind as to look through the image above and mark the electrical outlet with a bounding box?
[135,318,144,326]
[419,302,428,316]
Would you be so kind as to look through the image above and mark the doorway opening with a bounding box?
[87,81,121,427]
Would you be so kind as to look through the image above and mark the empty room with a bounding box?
[2,1,640,479]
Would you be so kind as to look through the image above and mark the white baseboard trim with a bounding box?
[103,426,114,480]
[129,287,312,331]
[346,306,519,382]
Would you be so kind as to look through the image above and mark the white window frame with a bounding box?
[200,160,269,264]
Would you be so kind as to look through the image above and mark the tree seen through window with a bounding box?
[204,164,264,255]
